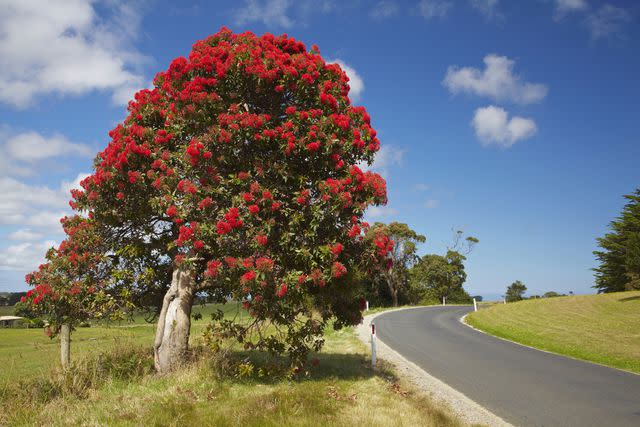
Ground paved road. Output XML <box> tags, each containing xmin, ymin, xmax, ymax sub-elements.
<box><xmin>375</xmin><ymin>306</ymin><xmax>640</xmax><ymax>427</ymax></box>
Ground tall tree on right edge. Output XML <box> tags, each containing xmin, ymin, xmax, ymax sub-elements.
<box><xmin>593</xmin><ymin>188</ymin><xmax>640</xmax><ymax>293</ymax></box>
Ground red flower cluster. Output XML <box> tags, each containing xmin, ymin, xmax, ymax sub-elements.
<box><xmin>240</xmin><ymin>270</ymin><xmax>256</xmax><ymax>284</ymax></box>
<box><xmin>205</xmin><ymin>260</ymin><xmax>222</xmax><ymax>278</ymax></box>
<box><xmin>216</xmin><ymin>208</ymin><xmax>243</xmax><ymax>234</ymax></box>
<box><xmin>255</xmin><ymin>257</ymin><xmax>274</xmax><ymax>272</ymax></box>
<box><xmin>374</xmin><ymin>234</ymin><xmax>395</xmax><ymax>258</ymax></box>
<box><xmin>331</xmin><ymin>262</ymin><xmax>347</xmax><ymax>278</ymax></box>
<box><xmin>176</xmin><ymin>223</ymin><xmax>197</xmax><ymax>246</ymax></box>
<box><xmin>330</xmin><ymin>243</ymin><xmax>343</xmax><ymax>257</ymax></box>
<box><xmin>276</xmin><ymin>283</ymin><xmax>288</xmax><ymax>298</ymax></box>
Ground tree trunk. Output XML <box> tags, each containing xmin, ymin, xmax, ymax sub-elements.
<box><xmin>60</xmin><ymin>323</ymin><xmax>71</xmax><ymax>370</ymax></box>
<box><xmin>154</xmin><ymin>264</ymin><xmax>195</xmax><ymax>374</ymax></box>
<box><xmin>391</xmin><ymin>288</ymin><xmax>398</xmax><ymax>307</ymax></box>
<box><xmin>385</xmin><ymin>269</ymin><xmax>399</xmax><ymax>307</ymax></box>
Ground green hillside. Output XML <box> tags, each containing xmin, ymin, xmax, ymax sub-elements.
<box><xmin>466</xmin><ymin>291</ymin><xmax>640</xmax><ymax>373</ymax></box>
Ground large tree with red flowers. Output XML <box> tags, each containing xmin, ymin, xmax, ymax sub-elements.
<box><xmin>60</xmin><ymin>28</ymin><xmax>390</xmax><ymax>373</ymax></box>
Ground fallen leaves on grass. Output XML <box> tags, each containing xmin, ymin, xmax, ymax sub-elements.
<box><xmin>389</xmin><ymin>382</ymin><xmax>410</xmax><ymax>397</ymax></box>
<box><xmin>327</xmin><ymin>386</ymin><xmax>357</xmax><ymax>403</ymax></box>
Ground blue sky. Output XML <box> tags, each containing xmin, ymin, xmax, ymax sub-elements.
<box><xmin>0</xmin><ymin>0</ymin><xmax>638</xmax><ymax>298</ymax></box>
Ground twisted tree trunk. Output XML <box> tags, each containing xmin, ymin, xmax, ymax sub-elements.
<box><xmin>154</xmin><ymin>265</ymin><xmax>195</xmax><ymax>373</ymax></box>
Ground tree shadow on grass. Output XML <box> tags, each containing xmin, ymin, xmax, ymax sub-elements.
<box><xmin>205</xmin><ymin>348</ymin><xmax>397</xmax><ymax>385</ymax></box>
<box><xmin>618</xmin><ymin>295</ymin><xmax>640</xmax><ymax>302</ymax></box>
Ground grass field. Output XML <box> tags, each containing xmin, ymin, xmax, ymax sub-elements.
<box><xmin>466</xmin><ymin>291</ymin><xmax>640</xmax><ymax>373</ymax></box>
<box><xmin>0</xmin><ymin>304</ymin><xmax>466</xmax><ymax>426</ymax></box>
<box><xmin>0</xmin><ymin>302</ymin><xmax>250</xmax><ymax>382</ymax></box>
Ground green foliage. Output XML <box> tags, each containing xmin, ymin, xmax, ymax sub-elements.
<box><xmin>594</xmin><ymin>188</ymin><xmax>640</xmax><ymax>293</ymax></box>
<box><xmin>364</xmin><ymin>222</ymin><xmax>426</xmax><ymax>306</ymax></box>
<box><xmin>505</xmin><ymin>280</ymin><xmax>527</xmax><ymax>302</ymax></box>
<box><xmin>0</xmin><ymin>292</ymin><xmax>26</xmax><ymax>306</ymax></box>
<box><xmin>410</xmin><ymin>250</ymin><xmax>472</xmax><ymax>304</ymax></box>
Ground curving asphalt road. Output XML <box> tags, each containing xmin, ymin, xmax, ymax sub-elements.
<box><xmin>375</xmin><ymin>306</ymin><xmax>640</xmax><ymax>427</ymax></box>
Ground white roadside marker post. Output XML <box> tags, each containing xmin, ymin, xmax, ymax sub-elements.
<box><xmin>503</xmin><ymin>298</ymin><xmax>506</xmax><ymax>304</ymax></box>
<box><xmin>365</xmin><ymin>300</ymin><xmax>369</xmax><ymax>312</ymax></box>
<box><xmin>442</xmin><ymin>296</ymin><xmax>446</xmax><ymax>306</ymax></box>
<box><xmin>473</xmin><ymin>297</ymin><xmax>477</xmax><ymax>312</ymax></box>
<box><xmin>371</xmin><ymin>322</ymin><xmax>377</xmax><ymax>368</ymax></box>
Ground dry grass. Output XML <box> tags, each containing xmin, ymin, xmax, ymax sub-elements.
<box><xmin>466</xmin><ymin>291</ymin><xmax>640</xmax><ymax>373</ymax></box>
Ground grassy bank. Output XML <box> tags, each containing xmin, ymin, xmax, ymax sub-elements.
<box><xmin>0</xmin><ymin>305</ymin><xmax>467</xmax><ymax>426</ymax></box>
<box><xmin>466</xmin><ymin>291</ymin><xmax>640</xmax><ymax>373</ymax></box>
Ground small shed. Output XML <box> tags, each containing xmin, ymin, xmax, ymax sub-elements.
<box><xmin>0</xmin><ymin>315</ymin><xmax>23</xmax><ymax>328</ymax></box>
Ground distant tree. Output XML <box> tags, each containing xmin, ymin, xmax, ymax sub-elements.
<box><xmin>505</xmin><ymin>280</ymin><xmax>527</xmax><ymax>302</ymax></box>
<box><xmin>7</xmin><ymin>292</ymin><xmax>26</xmax><ymax>306</ymax></box>
<box><xmin>593</xmin><ymin>188</ymin><xmax>640</xmax><ymax>293</ymax></box>
<box><xmin>448</xmin><ymin>229</ymin><xmax>479</xmax><ymax>255</ymax></box>
<box><xmin>0</xmin><ymin>296</ymin><xmax>8</xmax><ymax>306</ymax></box>
<box><xmin>366</xmin><ymin>222</ymin><xmax>425</xmax><ymax>307</ymax></box>
<box><xmin>410</xmin><ymin>250</ymin><xmax>471</xmax><ymax>304</ymax></box>
<box><xmin>543</xmin><ymin>291</ymin><xmax>563</xmax><ymax>298</ymax></box>
<box><xmin>472</xmin><ymin>295</ymin><xmax>483</xmax><ymax>302</ymax></box>
<box><xmin>409</xmin><ymin>232</ymin><xmax>478</xmax><ymax>304</ymax></box>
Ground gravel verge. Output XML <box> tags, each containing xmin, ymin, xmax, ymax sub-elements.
<box><xmin>356</xmin><ymin>307</ymin><xmax>512</xmax><ymax>427</ymax></box>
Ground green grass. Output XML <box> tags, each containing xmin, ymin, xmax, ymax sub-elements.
<box><xmin>466</xmin><ymin>291</ymin><xmax>640</xmax><ymax>373</ymax></box>
<box><xmin>0</xmin><ymin>302</ymin><xmax>248</xmax><ymax>382</ymax></box>
<box><xmin>0</xmin><ymin>304</ymin><xmax>467</xmax><ymax>427</ymax></box>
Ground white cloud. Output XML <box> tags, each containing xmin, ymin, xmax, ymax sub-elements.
<box><xmin>366</xmin><ymin>205</ymin><xmax>398</xmax><ymax>218</ymax></box>
<box><xmin>370</xmin><ymin>1</ymin><xmax>399</xmax><ymax>19</ymax></box>
<box><xmin>364</xmin><ymin>145</ymin><xmax>406</xmax><ymax>179</ymax></box>
<box><xmin>0</xmin><ymin>176</ymin><xmax>78</xmax><ymax>233</ymax></box>
<box><xmin>233</xmin><ymin>0</ymin><xmax>337</xmax><ymax>28</ymax></box>
<box><xmin>0</xmin><ymin>129</ymin><xmax>91</xmax><ymax>275</ymax></box>
<box><xmin>5</xmin><ymin>131</ymin><xmax>92</xmax><ymax>162</ymax></box>
<box><xmin>443</xmin><ymin>54</ymin><xmax>548</xmax><ymax>105</ymax></box>
<box><xmin>0</xmin><ymin>129</ymin><xmax>93</xmax><ymax>177</ymax></box>
<box><xmin>61</xmin><ymin>172</ymin><xmax>91</xmax><ymax>198</ymax></box>
<box><xmin>23</xmin><ymin>211</ymin><xmax>68</xmax><ymax>230</ymax></box>
<box><xmin>471</xmin><ymin>105</ymin><xmax>537</xmax><ymax>147</ymax></box>
<box><xmin>553</xmin><ymin>0</ymin><xmax>588</xmax><ymax>16</ymax></box>
<box><xmin>418</xmin><ymin>0</ymin><xmax>452</xmax><ymax>19</ymax></box>
<box><xmin>0</xmin><ymin>240</ymin><xmax>57</xmax><ymax>271</ymax></box>
<box><xmin>470</xmin><ymin>0</ymin><xmax>500</xmax><ymax>19</ymax></box>
<box><xmin>0</xmin><ymin>0</ymin><xmax>147</xmax><ymax>108</ymax></box>
<box><xmin>586</xmin><ymin>4</ymin><xmax>631</xmax><ymax>40</ymax></box>
<box><xmin>329</xmin><ymin>59</ymin><xmax>365</xmax><ymax>102</ymax></box>
<box><xmin>234</xmin><ymin>0</ymin><xmax>294</xmax><ymax>27</ymax></box>
<box><xmin>425</xmin><ymin>199</ymin><xmax>440</xmax><ymax>209</ymax></box>
<box><xmin>8</xmin><ymin>229</ymin><xmax>43</xmax><ymax>241</ymax></box>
